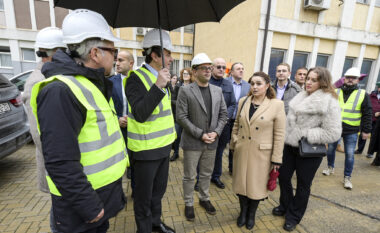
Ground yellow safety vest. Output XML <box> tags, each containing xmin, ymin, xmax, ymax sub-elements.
<box><xmin>30</xmin><ymin>75</ymin><xmax>129</xmax><ymax>196</ymax></box>
<box><xmin>337</xmin><ymin>88</ymin><xmax>365</xmax><ymax>126</ymax></box>
<box><xmin>125</xmin><ymin>67</ymin><xmax>176</xmax><ymax>152</ymax></box>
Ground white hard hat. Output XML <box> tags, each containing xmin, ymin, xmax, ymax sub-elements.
<box><xmin>191</xmin><ymin>53</ymin><xmax>212</xmax><ymax>67</ymax></box>
<box><xmin>142</xmin><ymin>29</ymin><xmax>173</xmax><ymax>52</ymax></box>
<box><xmin>344</xmin><ymin>67</ymin><xmax>360</xmax><ymax>77</ymax></box>
<box><xmin>35</xmin><ymin>27</ymin><xmax>66</xmax><ymax>49</ymax></box>
<box><xmin>62</xmin><ymin>9</ymin><xmax>119</xmax><ymax>44</ymax></box>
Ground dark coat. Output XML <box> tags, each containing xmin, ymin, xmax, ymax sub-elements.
<box><xmin>109</xmin><ymin>73</ymin><xmax>128</xmax><ymax>140</ymax></box>
<box><xmin>209</xmin><ymin>76</ymin><xmax>236</xmax><ymax>144</ymax></box>
<box><xmin>39</xmin><ymin>50</ymin><xmax>126</xmax><ymax>233</ymax></box>
<box><xmin>369</xmin><ymin>91</ymin><xmax>380</xmax><ymax>122</ymax></box>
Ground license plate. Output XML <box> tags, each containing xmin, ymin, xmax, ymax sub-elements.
<box><xmin>0</xmin><ymin>103</ymin><xmax>11</xmax><ymax>114</ymax></box>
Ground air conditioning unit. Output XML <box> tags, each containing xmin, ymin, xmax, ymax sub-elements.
<box><xmin>136</xmin><ymin>27</ymin><xmax>146</xmax><ymax>36</ymax></box>
<box><xmin>304</xmin><ymin>0</ymin><xmax>330</xmax><ymax>11</ymax></box>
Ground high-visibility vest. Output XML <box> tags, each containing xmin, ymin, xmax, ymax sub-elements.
<box><xmin>125</xmin><ymin>67</ymin><xmax>176</xmax><ymax>152</ymax></box>
<box><xmin>337</xmin><ymin>88</ymin><xmax>365</xmax><ymax>126</ymax></box>
<box><xmin>30</xmin><ymin>75</ymin><xmax>129</xmax><ymax>196</ymax></box>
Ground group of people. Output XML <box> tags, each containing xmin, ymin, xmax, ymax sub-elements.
<box><xmin>22</xmin><ymin>7</ymin><xmax>379</xmax><ymax>233</ymax></box>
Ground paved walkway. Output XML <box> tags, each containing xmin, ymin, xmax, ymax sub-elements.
<box><xmin>0</xmin><ymin>144</ymin><xmax>379</xmax><ymax>233</ymax></box>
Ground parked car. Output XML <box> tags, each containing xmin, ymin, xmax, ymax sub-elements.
<box><xmin>9</xmin><ymin>70</ymin><xmax>33</xmax><ymax>94</ymax></box>
<box><xmin>0</xmin><ymin>74</ymin><xmax>32</xmax><ymax>159</ymax></box>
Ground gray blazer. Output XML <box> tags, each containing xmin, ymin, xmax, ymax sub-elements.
<box><xmin>176</xmin><ymin>82</ymin><xmax>228</xmax><ymax>151</ymax></box>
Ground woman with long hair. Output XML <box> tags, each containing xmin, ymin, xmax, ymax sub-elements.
<box><xmin>272</xmin><ymin>67</ymin><xmax>342</xmax><ymax>231</ymax></box>
<box><xmin>230</xmin><ymin>71</ymin><xmax>286</xmax><ymax>230</ymax></box>
<box><xmin>170</xmin><ymin>67</ymin><xmax>193</xmax><ymax>161</ymax></box>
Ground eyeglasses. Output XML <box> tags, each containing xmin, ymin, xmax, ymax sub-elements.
<box><xmin>215</xmin><ymin>65</ymin><xmax>226</xmax><ymax>70</ymax></box>
<box><xmin>36</xmin><ymin>51</ymin><xmax>48</xmax><ymax>58</ymax></box>
<box><xmin>345</xmin><ymin>76</ymin><xmax>359</xmax><ymax>80</ymax></box>
<box><xmin>197</xmin><ymin>66</ymin><xmax>212</xmax><ymax>71</ymax></box>
<box><xmin>277</xmin><ymin>69</ymin><xmax>288</xmax><ymax>73</ymax></box>
<box><xmin>183</xmin><ymin>72</ymin><xmax>190</xmax><ymax>75</ymax></box>
<box><xmin>97</xmin><ymin>47</ymin><xmax>118</xmax><ymax>60</ymax></box>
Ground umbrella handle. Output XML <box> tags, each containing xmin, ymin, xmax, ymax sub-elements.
<box><xmin>157</xmin><ymin>0</ymin><xmax>170</xmax><ymax>90</ymax></box>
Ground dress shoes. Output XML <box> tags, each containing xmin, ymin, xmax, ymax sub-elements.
<box><xmin>152</xmin><ymin>222</ymin><xmax>175</xmax><ymax>233</ymax></box>
<box><xmin>200</xmin><ymin>200</ymin><xmax>216</xmax><ymax>215</ymax></box>
<box><xmin>283</xmin><ymin>222</ymin><xmax>297</xmax><ymax>232</ymax></box>
<box><xmin>272</xmin><ymin>206</ymin><xmax>285</xmax><ymax>216</ymax></box>
<box><xmin>185</xmin><ymin>206</ymin><xmax>195</xmax><ymax>221</ymax></box>
<box><xmin>211</xmin><ymin>178</ymin><xmax>225</xmax><ymax>189</ymax></box>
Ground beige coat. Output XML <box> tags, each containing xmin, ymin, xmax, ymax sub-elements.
<box><xmin>230</xmin><ymin>96</ymin><xmax>286</xmax><ymax>200</ymax></box>
<box><xmin>22</xmin><ymin>62</ymin><xmax>49</xmax><ymax>193</ymax></box>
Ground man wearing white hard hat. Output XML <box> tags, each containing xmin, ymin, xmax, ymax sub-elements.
<box><xmin>22</xmin><ymin>26</ymin><xmax>66</xmax><ymax>233</ymax></box>
<box><xmin>124</xmin><ymin>29</ymin><xmax>176</xmax><ymax>233</ymax></box>
<box><xmin>323</xmin><ymin>67</ymin><xmax>372</xmax><ymax>190</ymax></box>
<box><xmin>30</xmin><ymin>9</ymin><xmax>129</xmax><ymax>233</ymax></box>
<box><xmin>176</xmin><ymin>53</ymin><xmax>227</xmax><ymax>221</ymax></box>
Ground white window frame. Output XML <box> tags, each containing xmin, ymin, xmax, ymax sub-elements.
<box><xmin>0</xmin><ymin>52</ymin><xmax>12</xmax><ymax>68</ymax></box>
<box><xmin>21</xmin><ymin>48</ymin><xmax>36</xmax><ymax>62</ymax></box>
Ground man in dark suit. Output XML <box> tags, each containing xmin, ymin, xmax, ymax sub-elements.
<box><xmin>208</xmin><ymin>57</ymin><xmax>236</xmax><ymax>189</ymax></box>
<box><xmin>109</xmin><ymin>50</ymin><xmax>134</xmax><ymax>184</ymax></box>
<box><xmin>177</xmin><ymin>53</ymin><xmax>227</xmax><ymax>221</ymax></box>
<box><xmin>226</xmin><ymin>62</ymin><xmax>251</xmax><ymax>175</ymax></box>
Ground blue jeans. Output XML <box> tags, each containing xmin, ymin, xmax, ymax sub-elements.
<box><xmin>327</xmin><ymin>133</ymin><xmax>358</xmax><ymax>177</ymax></box>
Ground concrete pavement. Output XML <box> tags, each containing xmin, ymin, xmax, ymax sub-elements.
<box><xmin>0</xmin><ymin>144</ymin><xmax>379</xmax><ymax>232</ymax></box>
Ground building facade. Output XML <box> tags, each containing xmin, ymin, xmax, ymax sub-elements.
<box><xmin>194</xmin><ymin>0</ymin><xmax>380</xmax><ymax>93</ymax></box>
<box><xmin>0</xmin><ymin>0</ymin><xmax>193</xmax><ymax>78</ymax></box>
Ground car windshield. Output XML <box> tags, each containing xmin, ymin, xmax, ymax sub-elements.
<box><xmin>0</xmin><ymin>74</ymin><xmax>13</xmax><ymax>88</ymax></box>
<box><xmin>10</xmin><ymin>72</ymin><xmax>32</xmax><ymax>92</ymax></box>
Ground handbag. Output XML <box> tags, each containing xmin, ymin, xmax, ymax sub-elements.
<box><xmin>298</xmin><ymin>137</ymin><xmax>327</xmax><ymax>157</ymax></box>
<box><xmin>267</xmin><ymin>168</ymin><xmax>279</xmax><ymax>191</ymax></box>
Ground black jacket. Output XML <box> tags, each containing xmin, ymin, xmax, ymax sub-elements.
<box><xmin>125</xmin><ymin>65</ymin><xmax>171</xmax><ymax>160</ymax></box>
<box><xmin>39</xmin><ymin>50</ymin><xmax>125</xmax><ymax>232</ymax></box>
<box><xmin>340</xmin><ymin>85</ymin><xmax>372</xmax><ymax>135</ymax></box>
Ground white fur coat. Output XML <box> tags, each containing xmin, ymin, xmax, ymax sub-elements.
<box><xmin>285</xmin><ymin>89</ymin><xmax>342</xmax><ymax>147</ymax></box>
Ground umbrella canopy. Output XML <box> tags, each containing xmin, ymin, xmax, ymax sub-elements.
<box><xmin>54</xmin><ymin>0</ymin><xmax>246</xmax><ymax>30</ymax></box>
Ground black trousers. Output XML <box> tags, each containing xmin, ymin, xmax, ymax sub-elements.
<box><xmin>80</xmin><ymin>220</ymin><xmax>109</xmax><ymax>233</ymax></box>
<box><xmin>133</xmin><ymin>156</ymin><xmax>169</xmax><ymax>233</ymax></box>
<box><xmin>278</xmin><ymin>145</ymin><xmax>322</xmax><ymax>225</ymax></box>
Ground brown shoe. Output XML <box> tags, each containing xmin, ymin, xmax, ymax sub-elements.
<box><xmin>336</xmin><ymin>144</ymin><xmax>344</xmax><ymax>153</ymax></box>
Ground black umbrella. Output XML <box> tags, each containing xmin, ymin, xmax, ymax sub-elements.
<box><xmin>55</xmin><ymin>0</ymin><xmax>246</xmax><ymax>67</ymax></box>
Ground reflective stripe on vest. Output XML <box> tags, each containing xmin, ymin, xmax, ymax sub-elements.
<box><xmin>337</xmin><ymin>89</ymin><xmax>365</xmax><ymax>126</ymax></box>
<box><xmin>126</xmin><ymin>68</ymin><xmax>176</xmax><ymax>152</ymax></box>
<box><xmin>31</xmin><ymin>75</ymin><xmax>129</xmax><ymax>196</ymax></box>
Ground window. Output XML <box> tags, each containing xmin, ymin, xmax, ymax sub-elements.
<box><xmin>376</xmin><ymin>0</ymin><xmax>380</xmax><ymax>7</ymax></box>
<box><xmin>342</xmin><ymin>57</ymin><xmax>355</xmax><ymax>77</ymax></box>
<box><xmin>22</xmin><ymin>48</ymin><xmax>36</xmax><ymax>61</ymax></box>
<box><xmin>183</xmin><ymin>60</ymin><xmax>192</xmax><ymax>69</ymax></box>
<box><xmin>184</xmin><ymin>24</ymin><xmax>194</xmax><ymax>33</ymax></box>
<box><xmin>268</xmin><ymin>49</ymin><xmax>286</xmax><ymax>82</ymax></box>
<box><xmin>136</xmin><ymin>56</ymin><xmax>144</xmax><ymax>67</ymax></box>
<box><xmin>291</xmin><ymin>52</ymin><xmax>309</xmax><ymax>81</ymax></box>
<box><xmin>356</xmin><ymin>0</ymin><xmax>369</xmax><ymax>4</ymax></box>
<box><xmin>316</xmin><ymin>54</ymin><xmax>329</xmax><ymax>68</ymax></box>
<box><xmin>0</xmin><ymin>48</ymin><xmax>11</xmax><ymax>68</ymax></box>
<box><xmin>0</xmin><ymin>0</ymin><xmax>4</xmax><ymax>11</ymax></box>
<box><xmin>170</xmin><ymin>59</ymin><xmax>180</xmax><ymax>76</ymax></box>
<box><xmin>360</xmin><ymin>59</ymin><xmax>373</xmax><ymax>89</ymax></box>
<box><xmin>376</xmin><ymin>68</ymin><xmax>380</xmax><ymax>85</ymax></box>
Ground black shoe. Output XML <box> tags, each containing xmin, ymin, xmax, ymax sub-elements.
<box><xmin>272</xmin><ymin>206</ymin><xmax>285</xmax><ymax>216</ymax></box>
<box><xmin>354</xmin><ymin>150</ymin><xmax>362</xmax><ymax>155</ymax></box>
<box><xmin>237</xmin><ymin>195</ymin><xmax>248</xmax><ymax>227</ymax></box>
<box><xmin>126</xmin><ymin>167</ymin><xmax>131</xmax><ymax>179</ymax></box>
<box><xmin>194</xmin><ymin>182</ymin><xmax>199</xmax><ymax>192</ymax></box>
<box><xmin>185</xmin><ymin>206</ymin><xmax>195</xmax><ymax>221</ymax></box>
<box><xmin>200</xmin><ymin>200</ymin><xmax>216</xmax><ymax>215</ymax></box>
<box><xmin>211</xmin><ymin>178</ymin><xmax>225</xmax><ymax>189</ymax></box>
<box><xmin>170</xmin><ymin>154</ymin><xmax>178</xmax><ymax>162</ymax></box>
<box><xmin>283</xmin><ymin>222</ymin><xmax>297</xmax><ymax>232</ymax></box>
<box><xmin>152</xmin><ymin>222</ymin><xmax>175</xmax><ymax>233</ymax></box>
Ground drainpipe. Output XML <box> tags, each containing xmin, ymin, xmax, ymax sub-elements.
<box><xmin>192</xmin><ymin>24</ymin><xmax>195</xmax><ymax>57</ymax></box>
<box><xmin>260</xmin><ymin>0</ymin><xmax>272</xmax><ymax>71</ymax></box>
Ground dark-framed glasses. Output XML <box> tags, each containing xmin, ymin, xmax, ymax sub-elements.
<box><xmin>36</xmin><ymin>51</ymin><xmax>49</xmax><ymax>58</ymax></box>
<box><xmin>216</xmin><ymin>65</ymin><xmax>226</xmax><ymax>70</ymax></box>
<box><xmin>97</xmin><ymin>47</ymin><xmax>118</xmax><ymax>60</ymax></box>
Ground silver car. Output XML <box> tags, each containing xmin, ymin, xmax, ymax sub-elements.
<box><xmin>0</xmin><ymin>74</ymin><xmax>32</xmax><ymax>159</ymax></box>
